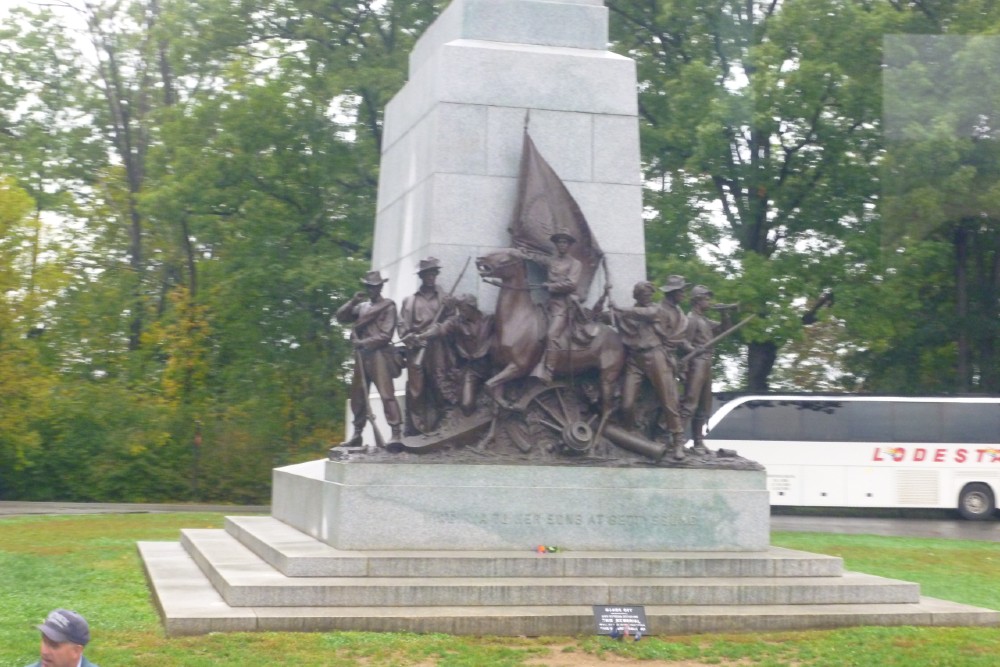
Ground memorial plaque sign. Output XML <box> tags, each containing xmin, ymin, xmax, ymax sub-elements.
<box><xmin>592</xmin><ymin>605</ymin><xmax>648</xmax><ymax>636</ymax></box>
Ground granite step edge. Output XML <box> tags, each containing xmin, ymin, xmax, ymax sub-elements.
<box><xmin>224</xmin><ymin>515</ymin><xmax>844</xmax><ymax>578</ymax></box>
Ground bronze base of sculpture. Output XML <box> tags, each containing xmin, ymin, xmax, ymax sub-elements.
<box><xmin>330</xmin><ymin>375</ymin><xmax>760</xmax><ymax>471</ymax></box>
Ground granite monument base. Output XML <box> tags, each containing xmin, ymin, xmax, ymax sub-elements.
<box><xmin>272</xmin><ymin>459</ymin><xmax>769</xmax><ymax>552</ymax></box>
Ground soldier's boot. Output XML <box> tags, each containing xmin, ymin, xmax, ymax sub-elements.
<box><xmin>532</xmin><ymin>351</ymin><xmax>553</xmax><ymax>384</ymax></box>
<box><xmin>379</xmin><ymin>423</ymin><xmax>407</xmax><ymax>454</ymax></box>
<box><xmin>671</xmin><ymin>432</ymin><xmax>686</xmax><ymax>461</ymax></box>
<box><xmin>341</xmin><ymin>424</ymin><xmax>364</xmax><ymax>448</ymax></box>
<box><xmin>690</xmin><ymin>419</ymin><xmax>710</xmax><ymax>454</ymax></box>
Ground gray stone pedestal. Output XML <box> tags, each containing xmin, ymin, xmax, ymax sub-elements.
<box><xmin>138</xmin><ymin>511</ymin><xmax>1000</xmax><ymax>636</ymax></box>
<box><xmin>272</xmin><ymin>460</ymin><xmax>769</xmax><ymax>551</ymax></box>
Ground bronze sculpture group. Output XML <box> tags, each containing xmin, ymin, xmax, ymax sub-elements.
<box><xmin>335</xmin><ymin>234</ymin><xmax>743</xmax><ymax>466</ymax></box>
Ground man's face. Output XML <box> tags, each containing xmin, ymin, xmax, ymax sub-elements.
<box><xmin>420</xmin><ymin>269</ymin><xmax>439</xmax><ymax>288</ymax></box>
<box><xmin>39</xmin><ymin>634</ymin><xmax>83</xmax><ymax>667</ymax></box>
<box><xmin>664</xmin><ymin>289</ymin><xmax>684</xmax><ymax>305</ymax></box>
<box><xmin>634</xmin><ymin>285</ymin><xmax>654</xmax><ymax>306</ymax></box>
<box><xmin>553</xmin><ymin>238</ymin><xmax>571</xmax><ymax>255</ymax></box>
<box><xmin>365</xmin><ymin>283</ymin><xmax>382</xmax><ymax>300</ymax></box>
<box><xmin>694</xmin><ymin>295</ymin><xmax>712</xmax><ymax>312</ymax></box>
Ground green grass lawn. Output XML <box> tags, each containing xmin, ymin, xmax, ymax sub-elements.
<box><xmin>2</xmin><ymin>512</ymin><xmax>998</xmax><ymax>666</ymax></box>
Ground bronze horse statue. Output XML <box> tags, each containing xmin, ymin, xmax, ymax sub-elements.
<box><xmin>476</xmin><ymin>248</ymin><xmax>625</xmax><ymax>421</ymax></box>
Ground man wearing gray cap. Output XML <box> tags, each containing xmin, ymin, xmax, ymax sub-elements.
<box><xmin>27</xmin><ymin>608</ymin><xmax>99</xmax><ymax>667</ymax></box>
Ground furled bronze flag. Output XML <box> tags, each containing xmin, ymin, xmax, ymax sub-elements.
<box><xmin>508</xmin><ymin>130</ymin><xmax>604</xmax><ymax>299</ymax></box>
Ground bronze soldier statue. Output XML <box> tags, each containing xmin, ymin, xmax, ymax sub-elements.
<box><xmin>417</xmin><ymin>293</ymin><xmax>495</xmax><ymax>416</ymax></box>
<box><xmin>655</xmin><ymin>275</ymin><xmax>695</xmax><ymax>460</ymax></box>
<box><xmin>515</xmin><ymin>230</ymin><xmax>584</xmax><ymax>383</ymax></box>
<box><xmin>681</xmin><ymin>285</ymin><xmax>734</xmax><ymax>453</ymax></box>
<box><xmin>336</xmin><ymin>270</ymin><xmax>403</xmax><ymax>446</ymax></box>
<box><xmin>615</xmin><ymin>281</ymin><xmax>683</xmax><ymax>440</ymax></box>
<box><xmin>399</xmin><ymin>258</ymin><xmax>456</xmax><ymax>434</ymax></box>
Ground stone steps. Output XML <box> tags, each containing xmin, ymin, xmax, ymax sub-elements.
<box><xmin>138</xmin><ymin>515</ymin><xmax>1000</xmax><ymax>636</ymax></box>
<box><xmin>181</xmin><ymin>528</ymin><xmax>920</xmax><ymax>608</ymax></box>
<box><xmin>224</xmin><ymin>515</ymin><xmax>844</xmax><ymax>579</ymax></box>
<box><xmin>139</xmin><ymin>540</ymin><xmax>999</xmax><ymax>637</ymax></box>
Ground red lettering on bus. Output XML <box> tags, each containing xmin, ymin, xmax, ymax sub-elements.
<box><xmin>977</xmin><ymin>449</ymin><xmax>987</xmax><ymax>463</ymax></box>
<box><xmin>956</xmin><ymin>449</ymin><xmax>967</xmax><ymax>463</ymax></box>
<box><xmin>873</xmin><ymin>448</ymin><xmax>884</xmax><ymax>461</ymax></box>
<box><xmin>934</xmin><ymin>448</ymin><xmax>946</xmax><ymax>462</ymax></box>
<box><xmin>914</xmin><ymin>448</ymin><xmax>927</xmax><ymax>462</ymax></box>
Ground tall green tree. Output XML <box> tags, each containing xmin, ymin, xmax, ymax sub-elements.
<box><xmin>865</xmin><ymin>34</ymin><xmax>1000</xmax><ymax>393</ymax></box>
<box><xmin>0</xmin><ymin>179</ymin><xmax>53</xmax><ymax>496</ymax></box>
<box><xmin>608</xmin><ymin>0</ymin><xmax>926</xmax><ymax>391</ymax></box>
<box><xmin>134</xmin><ymin>0</ymin><xmax>446</xmax><ymax>491</ymax></box>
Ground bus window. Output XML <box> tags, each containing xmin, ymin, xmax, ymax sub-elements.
<box><xmin>941</xmin><ymin>403</ymin><xmax>1000</xmax><ymax>443</ymax></box>
<box><xmin>707</xmin><ymin>400</ymin><xmax>764</xmax><ymax>440</ymax></box>
<box><xmin>755</xmin><ymin>401</ymin><xmax>803</xmax><ymax>440</ymax></box>
<box><xmin>892</xmin><ymin>403</ymin><xmax>943</xmax><ymax>443</ymax></box>
<box><xmin>845</xmin><ymin>402</ymin><xmax>893</xmax><ymax>442</ymax></box>
<box><xmin>797</xmin><ymin>400</ymin><xmax>849</xmax><ymax>441</ymax></box>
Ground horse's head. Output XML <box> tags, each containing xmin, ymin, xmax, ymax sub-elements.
<box><xmin>476</xmin><ymin>248</ymin><xmax>524</xmax><ymax>283</ymax></box>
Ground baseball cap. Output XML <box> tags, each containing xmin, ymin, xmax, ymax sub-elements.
<box><xmin>37</xmin><ymin>609</ymin><xmax>90</xmax><ymax>646</ymax></box>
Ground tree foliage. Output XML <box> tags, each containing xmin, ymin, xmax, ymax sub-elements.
<box><xmin>0</xmin><ymin>0</ymin><xmax>443</xmax><ymax>501</ymax></box>
<box><xmin>608</xmin><ymin>0</ymin><xmax>911</xmax><ymax>390</ymax></box>
<box><xmin>606</xmin><ymin>0</ymin><xmax>1000</xmax><ymax>392</ymax></box>
<box><xmin>0</xmin><ymin>179</ymin><xmax>53</xmax><ymax>495</ymax></box>
<box><xmin>870</xmin><ymin>34</ymin><xmax>1000</xmax><ymax>393</ymax></box>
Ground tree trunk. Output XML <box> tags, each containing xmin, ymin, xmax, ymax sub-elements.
<box><xmin>128</xmin><ymin>198</ymin><xmax>144</xmax><ymax>351</ymax></box>
<box><xmin>979</xmin><ymin>231</ymin><xmax>1000</xmax><ymax>392</ymax></box>
<box><xmin>954</xmin><ymin>223</ymin><xmax>970</xmax><ymax>392</ymax></box>
<box><xmin>746</xmin><ymin>340</ymin><xmax>777</xmax><ymax>393</ymax></box>
<box><xmin>180</xmin><ymin>216</ymin><xmax>197</xmax><ymax>298</ymax></box>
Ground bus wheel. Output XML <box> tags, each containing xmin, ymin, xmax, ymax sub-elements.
<box><xmin>958</xmin><ymin>483</ymin><xmax>996</xmax><ymax>521</ymax></box>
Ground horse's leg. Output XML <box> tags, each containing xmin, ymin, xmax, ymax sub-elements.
<box><xmin>485</xmin><ymin>362</ymin><xmax>527</xmax><ymax>409</ymax></box>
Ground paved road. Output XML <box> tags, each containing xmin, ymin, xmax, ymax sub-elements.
<box><xmin>770</xmin><ymin>514</ymin><xmax>1000</xmax><ymax>542</ymax></box>
<box><xmin>0</xmin><ymin>501</ymin><xmax>270</xmax><ymax>516</ymax></box>
<box><xmin>2</xmin><ymin>501</ymin><xmax>998</xmax><ymax>541</ymax></box>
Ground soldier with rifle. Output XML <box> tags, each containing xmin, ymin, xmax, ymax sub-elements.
<box><xmin>335</xmin><ymin>270</ymin><xmax>403</xmax><ymax>447</ymax></box>
<box><xmin>680</xmin><ymin>285</ymin><xmax>740</xmax><ymax>454</ymax></box>
<box><xmin>648</xmin><ymin>275</ymin><xmax>697</xmax><ymax>460</ymax></box>
<box><xmin>399</xmin><ymin>257</ymin><xmax>457</xmax><ymax>435</ymax></box>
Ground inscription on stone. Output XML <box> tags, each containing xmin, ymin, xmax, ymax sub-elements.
<box><xmin>430</xmin><ymin>510</ymin><xmax>698</xmax><ymax>528</ymax></box>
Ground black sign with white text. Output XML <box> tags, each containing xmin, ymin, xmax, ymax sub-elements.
<box><xmin>592</xmin><ymin>605</ymin><xmax>648</xmax><ymax>635</ymax></box>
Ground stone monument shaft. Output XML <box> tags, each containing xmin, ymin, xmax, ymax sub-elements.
<box><xmin>373</xmin><ymin>0</ymin><xmax>646</xmax><ymax>310</ymax></box>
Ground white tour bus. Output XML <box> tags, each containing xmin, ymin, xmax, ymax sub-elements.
<box><xmin>703</xmin><ymin>395</ymin><xmax>1000</xmax><ymax>520</ymax></box>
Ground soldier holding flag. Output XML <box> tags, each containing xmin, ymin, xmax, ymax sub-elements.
<box><xmin>508</xmin><ymin>130</ymin><xmax>606</xmax><ymax>383</ymax></box>
<box><xmin>515</xmin><ymin>230</ymin><xmax>584</xmax><ymax>383</ymax></box>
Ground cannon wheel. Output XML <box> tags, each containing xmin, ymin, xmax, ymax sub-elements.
<box><xmin>494</xmin><ymin>384</ymin><xmax>597</xmax><ymax>456</ymax></box>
